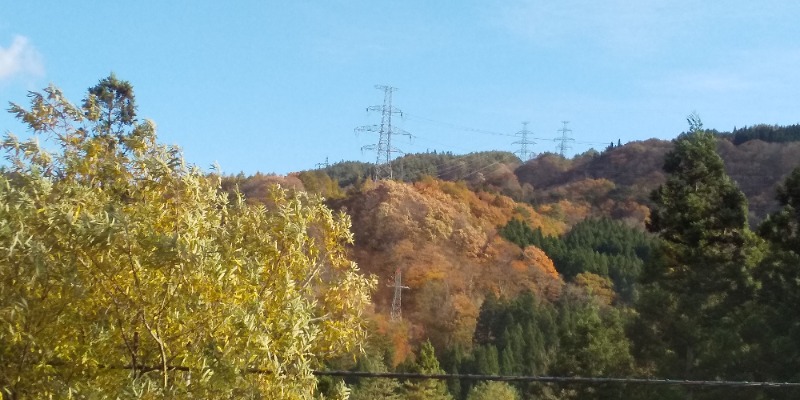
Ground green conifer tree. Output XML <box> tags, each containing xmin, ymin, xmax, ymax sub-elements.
<box><xmin>753</xmin><ymin>167</ymin><xmax>800</xmax><ymax>393</ymax></box>
<box><xmin>466</xmin><ymin>381</ymin><xmax>520</xmax><ymax>400</ymax></box>
<box><xmin>404</xmin><ymin>341</ymin><xmax>453</xmax><ymax>400</ymax></box>
<box><xmin>636</xmin><ymin>114</ymin><xmax>763</xmax><ymax>399</ymax></box>
<box><xmin>349</xmin><ymin>355</ymin><xmax>402</xmax><ymax>400</ymax></box>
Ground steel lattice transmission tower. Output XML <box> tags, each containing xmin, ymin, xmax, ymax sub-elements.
<box><xmin>355</xmin><ymin>85</ymin><xmax>412</xmax><ymax>180</ymax></box>
<box><xmin>388</xmin><ymin>267</ymin><xmax>409</xmax><ymax>321</ymax></box>
<box><xmin>513</xmin><ymin>121</ymin><xmax>536</xmax><ymax>161</ymax></box>
<box><xmin>555</xmin><ymin>121</ymin><xmax>574</xmax><ymax>157</ymax></box>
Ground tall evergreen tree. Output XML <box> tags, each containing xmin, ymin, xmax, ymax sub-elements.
<box><xmin>635</xmin><ymin>115</ymin><xmax>763</xmax><ymax>398</ymax></box>
<box><xmin>349</xmin><ymin>355</ymin><xmax>403</xmax><ymax>400</ymax></box>
<box><xmin>466</xmin><ymin>381</ymin><xmax>520</xmax><ymax>400</ymax></box>
<box><xmin>753</xmin><ymin>167</ymin><xmax>800</xmax><ymax>394</ymax></box>
<box><xmin>404</xmin><ymin>341</ymin><xmax>453</xmax><ymax>400</ymax></box>
<box><xmin>83</xmin><ymin>73</ymin><xmax>137</xmax><ymax>138</ymax></box>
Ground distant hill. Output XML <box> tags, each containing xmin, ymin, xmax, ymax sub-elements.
<box><xmin>515</xmin><ymin>136</ymin><xmax>800</xmax><ymax>225</ymax></box>
<box><xmin>716</xmin><ymin>139</ymin><xmax>800</xmax><ymax>222</ymax></box>
<box><xmin>515</xmin><ymin>140</ymin><xmax>671</xmax><ymax>226</ymax></box>
<box><xmin>233</xmin><ymin>126</ymin><xmax>800</xmax><ymax>229</ymax></box>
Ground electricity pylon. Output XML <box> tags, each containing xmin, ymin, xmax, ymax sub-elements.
<box><xmin>513</xmin><ymin>121</ymin><xmax>536</xmax><ymax>161</ymax></box>
<box><xmin>555</xmin><ymin>121</ymin><xmax>574</xmax><ymax>157</ymax></box>
<box><xmin>389</xmin><ymin>267</ymin><xmax>409</xmax><ymax>321</ymax></box>
<box><xmin>355</xmin><ymin>85</ymin><xmax>412</xmax><ymax>180</ymax></box>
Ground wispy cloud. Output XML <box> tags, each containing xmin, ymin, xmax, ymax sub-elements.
<box><xmin>654</xmin><ymin>70</ymin><xmax>756</xmax><ymax>95</ymax></box>
<box><xmin>645</xmin><ymin>46</ymin><xmax>800</xmax><ymax>97</ymax></box>
<box><xmin>0</xmin><ymin>35</ymin><xmax>45</xmax><ymax>82</ymax></box>
<box><xmin>488</xmin><ymin>1</ymin><xmax>796</xmax><ymax>57</ymax></box>
<box><xmin>492</xmin><ymin>1</ymin><xmax>681</xmax><ymax>52</ymax></box>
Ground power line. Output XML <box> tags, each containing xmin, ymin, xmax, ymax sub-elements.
<box><xmin>405</xmin><ymin>113</ymin><xmax>609</xmax><ymax>146</ymax></box>
<box><xmin>38</xmin><ymin>363</ymin><xmax>800</xmax><ymax>389</ymax></box>
<box><xmin>429</xmin><ymin>159</ymin><xmax>503</xmax><ymax>180</ymax></box>
<box><xmin>355</xmin><ymin>85</ymin><xmax>413</xmax><ymax>180</ymax></box>
<box><xmin>392</xmin><ymin>151</ymin><xmax>505</xmax><ymax>182</ymax></box>
<box><xmin>574</xmin><ymin>140</ymin><xmax>611</xmax><ymax>145</ymax></box>
<box><xmin>402</xmin><ymin>134</ymin><xmax>473</xmax><ymax>154</ymax></box>
<box><xmin>312</xmin><ymin>371</ymin><xmax>800</xmax><ymax>388</ymax></box>
<box><xmin>403</xmin><ymin>113</ymin><xmax>514</xmax><ymax>137</ymax></box>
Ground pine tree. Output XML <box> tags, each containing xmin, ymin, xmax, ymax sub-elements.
<box><xmin>349</xmin><ymin>355</ymin><xmax>403</xmax><ymax>400</ymax></box>
<box><xmin>404</xmin><ymin>341</ymin><xmax>453</xmax><ymax>400</ymax></box>
<box><xmin>474</xmin><ymin>293</ymin><xmax>501</xmax><ymax>345</ymax></box>
<box><xmin>759</xmin><ymin>167</ymin><xmax>800</xmax><ymax>279</ymax></box>
<box><xmin>472</xmin><ymin>345</ymin><xmax>500</xmax><ymax>376</ymax></box>
<box><xmin>636</xmin><ymin>115</ymin><xmax>763</xmax><ymax>398</ymax></box>
<box><xmin>466</xmin><ymin>381</ymin><xmax>520</xmax><ymax>400</ymax></box>
<box><xmin>753</xmin><ymin>167</ymin><xmax>800</xmax><ymax>392</ymax></box>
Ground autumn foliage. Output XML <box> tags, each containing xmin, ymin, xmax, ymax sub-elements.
<box><xmin>330</xmin><ymin>177</ymin><xmax>564</xmax><ymax>355</ymax></box>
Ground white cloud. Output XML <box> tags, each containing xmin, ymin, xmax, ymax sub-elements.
<box><xmin>488</xmin><ymin>0</ymin><xmax>798</xmax><ymax>56</ymax></box>
<box><xmin>659</xmin><ymin>70</ymin><xmax>755</xmax><ymax>95</ymax></box>
<box><xmin>491</xmin><ymin>1</ymin><xmax>676</xmax><ymax>50</ymax></box>
<box><xmin>644</xmin><ymin>46</ymin><xmax>800</xmax><ymax>98</ymax></box>
<box><xmin>0</xmin><ymin>35</ymin><xmax>45</xmax><ymax>82</ymax></box>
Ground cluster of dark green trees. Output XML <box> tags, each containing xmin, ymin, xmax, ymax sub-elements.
<box><xmin>441</xmin><ymin>290</ymin><xmax>633</xmax><ymax>399</ymax></box>
<box><xmin>718</xmin><ymin>123</ymin><xmax>800</xmax><ymax>145</ymax></box>
<box><xmin>342</xmin><ymin>116</ymin><xmax>800</xmax><ymax>400</ymax></box>
<box><xmin>500</xmin><ymin>217</ymin><xmax>654</xmax><ymax>303</ymax></box>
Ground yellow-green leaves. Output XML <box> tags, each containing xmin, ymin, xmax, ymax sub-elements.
<box><xmin>1</xmin><ymin>78</ymin><xmax>374</xmax><ymax>399</ymax></box>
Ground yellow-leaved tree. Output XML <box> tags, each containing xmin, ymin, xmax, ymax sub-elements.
<box><xmin>0</xmin><ymin>76</ymin><xmax>374</xmax><ymax>399</ymax></box>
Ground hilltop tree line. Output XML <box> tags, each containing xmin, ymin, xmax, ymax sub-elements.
<box><xmin>717</xmin><ymin>123</ymin><xmax>800</xmax><ymax>145</ymax></box>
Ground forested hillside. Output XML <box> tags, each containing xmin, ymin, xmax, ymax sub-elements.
<box><xmin>305</xmin><ymin>121</ymin><xmax>800</xmax><ymax>399</ymax></box>
<box><xmin>514</xmin><ymin>137</ymin><xmax>800</xmax><ymax>226</ymax></box>
<box><xmin>211</xmin><ymin>122</ymin><xmax>800</xmax><ymax>399</ymax></box>
<box><xmin>5</xmin><ymin>76</ymin><xmax>800</xmax><ymax>399</ymax></box>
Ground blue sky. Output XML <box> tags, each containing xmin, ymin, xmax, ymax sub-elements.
<box><xmin>2</xmin><ymin>1</ymin><xmax>799</xmax><ymax>175</ymax></box>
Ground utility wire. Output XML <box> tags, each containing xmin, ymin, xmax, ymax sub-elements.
<box><xmin>404</xmin><ymin>112</ymin><xmax>610</xmax><ymax>145</ymax></box>
<box><xmin>397</xmin><ymin>159</ymin><xmax>499</xmax><ymax>181</ymax></box>
<box><xmin>404</xmin><ymin>113</ymin><xmax>515</xmax><ymax>137</ymax></box>
<box><xmin>394</xmin><ymin>151</ymin><xmax>506</xmax><ymax>181</ymax></box>
<box><xmin>313</xmin><ymin>371</ymin><xmax>800</xmax><ymax>388</ymax></box>
<box><xmin>403</xmin><ymin>134</ymin><xmax>473</xmax><ymax>154</ymax></box>
<box><xmin>39</xmin><ymin>362</ymin><xmax>800</xmax><ymax>389</ymax></box>
<box><xmin>462</xmin><ymin>161</ymin><xmax>503</xmax><ymax>178</ymax></box>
